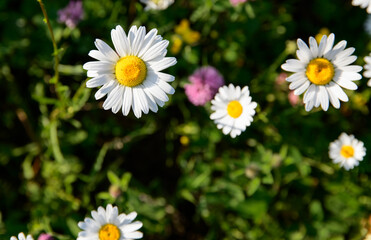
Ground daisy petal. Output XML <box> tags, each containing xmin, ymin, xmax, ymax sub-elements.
<box><xmin>309</xmin><ymin>37</ymin><xmax>319</xmax><ymax>58</ymax></box>
<box><xmin>86</xmin><ymin>74</ymin><xmax>112</xmax><ymax>88</ymax></box>
<box><xmin>149</xmin><ymin>57</ymin><xmax>177</xmax><ymax>72</ymax></box>
<box><xmin>122</xmin><ymin>232</ymin><xmax>143</xmax><ymax>239</ymax></box>
<box><xmin>122</xmin><ymin>86</ymin><xmax>133</xmax><ymax>116</ymax></box>
<box><xmin>94</xmin><ymin>39</ymin><xmax>119</xmax><ymax>61</ymax></box>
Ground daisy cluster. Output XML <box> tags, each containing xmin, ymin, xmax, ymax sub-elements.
<box><xmin>11</xmin><ymin>205</ymin><xmax>142</xmax><ymax>240</ymax></box>
<box><xmin>82</xmin><ymin>21</ymin><xmax>368</xmax><ymax>170</ymax></box>
<box><xmin>280</xmin><ymin>34</ymin><xmax>368</xmax><ymax>170</ymax></box>
<box><xmin>82</xmin><ymin>1</ymin><xmax>369</xmax><ymax>175</ymax></box>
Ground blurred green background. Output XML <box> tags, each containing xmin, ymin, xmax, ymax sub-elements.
<box><xmin>1</xmin><ymin>0</ymin><xmax>371</xmax><ymax>239</ymax></box>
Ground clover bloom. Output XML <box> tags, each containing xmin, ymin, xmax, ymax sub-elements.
<box><xmin>185</xmin><ymin>66</ymin><xmax>224</xmax><ymax>106</ymax></box>
<box><xmin>57</xmin><ymin>0</ymin><xmax>83</xmax><ymax>29</ymax></box>
<box><xmin>230</xmin><ymin>0</ymin><xmax>247</xmax><ymax>6</ymax></box>
<box><xmin>37</xmin><ymin>234</ymin><xmax>53</xmax><ymax>240</ymax></box>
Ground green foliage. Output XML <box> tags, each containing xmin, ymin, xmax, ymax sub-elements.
<box><xmin>1</xmin><ymin>0</ymin><xmax>371</xmax><ymax>239</ymax></box>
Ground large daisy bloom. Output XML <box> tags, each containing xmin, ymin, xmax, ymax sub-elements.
<box><xmin>140</xmin><ymin>0</ymin><xmax>174</xmax><ymax>10</ymax></box>
<box><xmin>10</xmin><ymin>233</ymin><xmax>34</xmax><ymax>240</ymax></box>
<box><xmin>352</xmin><ymin>0</ymin><xmax>371</xmax><ymax>13</ymax></box>
<box><xmin>363</xmin><ymin>54</ymin><xmax>371</xmax><ymax>87</ymax></box>
<box><xmin>210</xmin><ymin>84</ymin><xmax>257</xmax><ymax>138</ymax></box>
<box><xmin>329</xmin><ymin>133</ymin><xmax>366</xmax><ymax>170</ymax></box>
<box><xmin>281</xmin><ymin>33</ymin><xmax>362</xmax><ymax>111</ymax></box>
<box><xmin>83</xmin><ymin>25</ymin><xmax>177</xmax><ymax>118</ymax></box>
<box><xmin>77</xmin><ymin>204</ymin><xmax>143</xmax><ymax>240</ymax></box>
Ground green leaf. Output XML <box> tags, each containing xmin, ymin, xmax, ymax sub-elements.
<box><xmin>120</xmin><ymin>172</ymin><xmax>132</xmax><ymax>191</ymax></box>
<box><xmin>58</xmin><ymin>64</ymin><xmax>84</xmax><ymax>76</ymax></box>
<box><xmin>66</xmin><ymin>218</ymin><xmax>80</xmax><ymax>237</ymax></box>
<box><xmin>97</xmin><ymin>192</ymin><xmax>112</xmax><ymax>200</ymax></box>
<box><xmin>180</xmin><ymin>189</ymin><xmax>195</xmax><ymax>203</ymax></box>
<box><xmin>247</xmin><ymin>178</ymin><xmax>260</xmax><ymax>196</ymax></box>
<box><xmin>107</xmin><ymin>171</ymin><xmax>120</xmax><ymax>185</ymax></box>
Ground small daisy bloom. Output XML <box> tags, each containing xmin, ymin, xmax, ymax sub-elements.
<box><xmin>210</xmin><ymin>84</ymin><xmax>257</xmax><ymax>138</ymax></box>
<box><xmin>10</xmin><ymin>233</ymin><xmax>34</xmax><ymax>240</ymax></box>
<box><xmin>352</xmin><ymin>0</ymin><xmax>371</xmax><ymax>13</ymax></box>
<box><xmin>329</xmin><ymin>133</ymin><xmax>366</xmax><ymax>170</ymax></box>
<box><xmin>140</xmin><ymin>0</ymin><xmax>174</xmax><ymax>10</ymax></box>
<box><xmin>364</xmin><ymin>15</ymin><xmax>371</xmax><ymax>36</ymax></box>
<box><xmin>365</xmin><ymin>233</ymin><xmax>371</xmax><ymax>240</ymax></box>
<box><xmin>77</xmin><ymin>204</ymin><xmax>143</xmax><ymax>240</ymax></box>
<box><xmin>363</xmin><ymin>54</ymin><xmax>371</xmax><ymax>87</ymax></box>
<box><xmin>83</xmin><ymin>25</ymin><xmax>177</xmax><ymax>118</ymax></box>
<box><xmin>281</xmin><ymin>33</ymin><xmax>362</xmax><ymax>111</ymax></box>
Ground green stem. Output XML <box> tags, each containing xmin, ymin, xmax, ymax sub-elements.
<box><xmin>92</xmin><ymin>143</ymin><xmax>110</xmax><ymax>174</ymax></box>
<box><xmin>250</xmin><ymin>50</ymin><xmax>289</xmax><ymax>93</ymax></box>
<box><xmin>50</xmin><ymin>120</ymin><xmax>64</xmax><ymax>162</ymax></box>
<box><xmin>37</xmin><ymin>0</ymin><xmax>60</xmax><ymax>83</ymax></box>
<box><xmin>304</xmin><ymin>157</ymin><xmax>334</xmax><ymax>175</ymax></box>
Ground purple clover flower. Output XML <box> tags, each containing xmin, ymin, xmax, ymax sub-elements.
<box><xmin>37</xmin><ymin>233</ymin><xmax>54</xmax><ymax>240</ymax></box>
<box><xmin>230</xmin><ymin>0</ymin><xmax>247</xmax><ymax>6</ymax></box>
<box><xmin>57</xmin><ymin>0</ymin><xmax>83</xmax><ymax>29</ymax></box>
<box><xmin>185</xmin><ymin>66</ymin><xmax>224</xmax><ymax>106</ymax></box>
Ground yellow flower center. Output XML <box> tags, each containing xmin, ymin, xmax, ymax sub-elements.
<box><xmin>115</xmin><ymin>56</ymin><xmax>147</xmax><ymax>87</ymax></box>
<box><xmin>305</xmin><ymin>58</ymin><xmax>334</xmax><ymax>85</ymax></box>
<box><xmin>227</xmin><ymin>100</ymin><xmax>243</xmax><ymax>118</ymax></box>
<box><xmin>340</xmin><ymin>145</ymin><xmax>354</xmax><ymax>159</ymax></box>
<box><xmin>99</xmin><ymin>224</ymin><xmax>121</xmax><ymax>240</ymax></box>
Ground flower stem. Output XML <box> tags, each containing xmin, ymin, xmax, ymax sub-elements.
<box><xmin>37</xmin><ymin>0</ymin><xmax>60</xmax><ymax>83</ymax></box>
<box><xmin>50</xmin><ymin>119</ymin><xmax>64</xmax><ymax>162</ymax></box>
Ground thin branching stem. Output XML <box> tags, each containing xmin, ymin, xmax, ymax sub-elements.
<box><xmin>37</xmin><ymin>0</ymin><xmax>60</xmax><ymax>83</ymax></box>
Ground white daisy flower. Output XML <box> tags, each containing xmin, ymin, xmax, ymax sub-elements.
<box><xmin>365</xmin><ymin>233</ymin><xmax>371</xmax><ymax>240</ymax></box>
<box><xmin>363</xmin><ymin>54</ymin><xmax>371</xmax><ymax>87</ymax></box>
<box><xmin>10</xmin><ymin>233</ymin><xmax>33</xmax><ymax>240</ymax></box>
<box><xmin>364</xmin><ymin>15</ymin><xmax>371</xmax><ymax>36</ymax></box>
<box><xmin>77</xmin><ymin>204</ymin><xmax>143</xmax><ymax>240</ymax></box>
<box><xmin>281</xmin><ymin>33</ymin><xmax>362</xmax><ymax>111</ymax></box>
<box><xmin>140</xmin><ymin>0</ymin><xmax>174</xmax><ymax>10</ymax></box>
<box><xmin>329</xmin><ymin>133</ymin><xmax>366</xmax><ymax>170</ymax></box>
<box><xmin>210</xmin><ymin>84</ymin><xmax>257</xmax><ymax>138</ymax></box>
<box><xmin>352</xmin><ymin>0</ymin><xmax>371</xmax><ymax>13</ymax></box>
<box><xmin>83</xmin><ymin>25</ymin><xmax>177</xmax><ymax>118</ymax></box>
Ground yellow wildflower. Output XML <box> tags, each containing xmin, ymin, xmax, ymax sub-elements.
<box><xmin>171</xmin><ymin>35</ymin><xmax>183</xmax><ymax>54</ymax></box>
<box><xmin>175</xmin><ymin>19</ymin><xmax>190</xmax><ymax>35</ymax></box>
<box><xmin>315</xmin><ymin>27</ymin><xmax>330</xmax><ymax>44</ymax></box>
<box><xmin>174</xmin><ymin>19</ymin><xmax>200</xmax><ymax>45</ymax></box>
<box><xmin>180</xmin><ymin>136</ymin><xmax>190</xmax><ymax>145</ymax></box>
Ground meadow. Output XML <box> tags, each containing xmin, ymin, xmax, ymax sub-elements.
<box><xmin>1</xmin><ymin>0</ymin><xmax>371</xmax><ymax>239</ymax></box>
